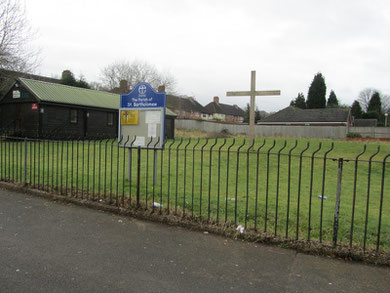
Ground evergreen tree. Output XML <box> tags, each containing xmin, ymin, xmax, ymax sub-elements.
<box><xmin>290</xmin><ymin>93</ymin><xmax>306</xmax><ymax>109</ymax></box>
<box><xmin>243</xmin><ymin>103</ymin><xmax>250</xmax><ymax>123</ymax></box>
<box><xmin>60</xmin><ymin>70</ymin><xmax>90</xmax><ymax>89</ymax></box>
<box><xmin>362</xmin><ymin>111</ymin><xmax>380</xmax><ymax>120</ymax></box>
<box><xmin>327</xmin><ymin>90</ymin><xmax>339</xmax><ymax>107</ymax></box>
<box><xmin>367</xmin><ymin>91</ymin><xmax>382</xmax><ymax>115</ymax></box>
<box><xmin>243</xmin><ymin>103</ymin><xmax>262</xmax><ymax>123</ymax></box>
<box><xmin>306</xmin><ymin>73</ymin><xmax>326</xmax><ymax>109</ymax></box>
<box><xmin>350</xmin><ymin>100</ymin><xmax>363</xmax><ymax>119</ymax></box>
<box><xmin>75</xmin><ymin>75</ymin><xmax>91</xmax><ymax>89</ymax></box>
<box><xmin>255</xmin><ymin>107</ymin><xmax>261</xmax><ymax>123</ymax></box>
<box><xmin>60</xmin><ymin>70</ymin><xmax>77</xmax><ymax>86</ymax></box>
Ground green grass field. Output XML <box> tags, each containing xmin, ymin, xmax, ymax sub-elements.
<box><xmin>1</xmin><ymin>136</ymin><xmax>390</xmax><ymax>251</ymax></box>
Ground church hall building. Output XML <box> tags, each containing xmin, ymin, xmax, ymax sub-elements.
<box><xmin>0</xmin><ymin>78</ymin><xmax>176</xmax><ymax>139</ymax></box>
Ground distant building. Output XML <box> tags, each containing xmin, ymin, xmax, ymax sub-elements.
<box><xmin>204</xmin><ymin>96</ymin><xmax>245</xmax><ymax>123</ymax></box>
<box><xmin>0</xmin><ymin>78</ymin><xmax>176</xmax><ymax>139</ymax></box>
<box><xmin>166</xmin><ymin>95</ymin><xmax>209</xmax><ymax>120</ymax></box>
<box><xmin>258</xmin><ymin>106</ymin><xmax>351</xmax><ymax>126</ymax></box>
<box><xmin>353</xmin><ymin>119</ymin><xmax>377</xmax><ymax>127</ymax></box>
<box><xmin>0</xmin><ymin>69</ymin><xmax>60</xmax><ymax>97</ymax></box>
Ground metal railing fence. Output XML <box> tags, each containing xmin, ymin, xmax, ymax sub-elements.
<box><xmin>1</xmin><ymin>135</ymin><xmax>389</xmax><ymax>253</ymax></box>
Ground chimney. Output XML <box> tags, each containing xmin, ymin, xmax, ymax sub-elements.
<box><xmin>119</xmin><ymin>80</ymin><xmax>129</xmax><ymax>94</ymax></box>
<box><xmin>158</xmin><ymin>85</ymin><xmax>165</xmax><ymax>93</ymax></box>
<box><xmin>213</xmin><ymin>96</ymin><xmax>219</xmax><ymax>104</ymax></box>
<box><xmin>61</xmin><ymin>70</ymin><xmax>72</xmax><ymax>80</ymax></box>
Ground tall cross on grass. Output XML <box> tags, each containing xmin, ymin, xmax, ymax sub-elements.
<box><xmin>227</xmin><ymin>70</ymin><xmax>280</xmax><ymax>140</ymax></box>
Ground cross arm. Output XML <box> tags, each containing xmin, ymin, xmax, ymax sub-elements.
<box><xmin>226</xmin><ymin>90</ymin><xmax>281</xmax><ymax>97</ymax></box>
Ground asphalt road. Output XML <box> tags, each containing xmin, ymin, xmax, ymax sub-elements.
<box><xmin>1</xmin><ymin>188</ymin><xmax>390</xmax><ymax>293</ymax></box>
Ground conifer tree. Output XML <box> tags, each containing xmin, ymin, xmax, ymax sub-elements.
<box><xmin>350</xmin><ymin>100</ymin><xmax>363</xmax><ymax>119</ymax></box>
<box><xmin>290</xmin><ymin>93</ymin><xmax>306</xmax><ymax>109</ymax></box>
<box><xmin>367</xmin><ymin>91</ymin><xmax>382</xmax><ymax>115</ymax></box>
<box><xmin>306</xmin><ymin>73</ymin><xmax>326</xmax><ymax>109</ymax></box>
<box><xmin>327</xmin><ymin>90</ymin><xmax>339</xmax><ymax>107</ymax></box>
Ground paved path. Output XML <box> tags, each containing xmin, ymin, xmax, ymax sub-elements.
<box><xmin>1</xmin><ymin>188</ymin><xmax>389</xmax><ymax>293</ymax></box>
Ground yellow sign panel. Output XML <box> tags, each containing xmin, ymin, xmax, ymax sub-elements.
<box><xmin>121</xmin><ymin>110</ymin><xmax>138</xmax><ymax>125</ymax></box>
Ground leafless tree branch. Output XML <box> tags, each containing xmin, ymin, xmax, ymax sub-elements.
<box><xmin>100</xmin><ymin>59</ymin><xmax>176</xmax><ymax>93</ymax></box>
<box><xmin>0</xmin><ymin>0</ymin><xmax>41</xmax><ymax>72</ymax></box>
<box><xmin>358</xmin><ymin>88</ymin><xmax>376</xmax><ymax>112</ymax></box>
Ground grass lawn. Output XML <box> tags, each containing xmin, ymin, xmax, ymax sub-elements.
<box><xmin>1</xmin><ymin>135</ymin><xmax>390</xmax><ymax>251</ymax></box>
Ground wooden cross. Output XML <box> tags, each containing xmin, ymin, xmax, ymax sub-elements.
<box><xmin>227</xmin><ymin>70</ymin><xmax>280</xmax><ymax>140</ymax></box>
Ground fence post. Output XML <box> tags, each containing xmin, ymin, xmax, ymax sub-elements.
<box><xmin>333</xmin><ymin>157</ymin><xmax>344</xmax><ymax>247</ymax></box>
<box><xmin>128</xmin><ymin>148</ymin><xmax>131</xmax><ymax>182</ymax></box>
<box><xmin>153</xmin><ymin>150</ymin><xmax>157</xmax><ymax>186</ymax></box>
<box><xmin>137</xmin><ymin>146</ymin><xmax>141</xmax><ymax>208</ymax></box>
<box><xmin>24</xmin><ymin>138</ymin><xmax>27</xmax><ymax>186</ymax></box>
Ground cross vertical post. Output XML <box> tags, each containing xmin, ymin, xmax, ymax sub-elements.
<box><xmin>250</xmin><ymin>71</ymin><xmax>256</xmax><ymax>139</ymax></box>
<box><xmin>227</xmin><ymin>70</ymin><xmax>281</xmax><ymax>140</ymax></box>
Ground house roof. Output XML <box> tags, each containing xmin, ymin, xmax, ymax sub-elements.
<box><xmin>19</xmin><ymin>78</ymin><xmax>120</xmax><ymax>109</ymax></box>
<box><xmin>9</xmin><ymin>78</ymin><xmax>176</xmax><ymax>116</ymax></box>
<box><xmin>0</xmin><ymin>69</ymin><xmax>60</xmax><ymax>84</ymax></box>
<box><xmin>166</xmin><ymin>95</ymin><xmax>208</xmax><ymax>114</ymax></box>
<box><xmin>259</xmin><ymin>106</ymin><xmax>350</xmax><ymax>123</ymax></box>
<box><xmin>204</xmin><ymin>102</ymin><xmax>245</xmax><ymax>117</ymax></box>
<box><xmin>354</xmin><ymin>119</ymin><xmax>377</xmax><ymax>127</ymax></box>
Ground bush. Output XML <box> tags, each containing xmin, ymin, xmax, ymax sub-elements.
<box><xmin>347</xmin><ymin>132</ymin><xmax>362</xmax><ymax>138</ymax></box>
<box><xmin>362</xmin><ymin>111</ymin><xmax>379</xmax><ymax>120</ymax></box>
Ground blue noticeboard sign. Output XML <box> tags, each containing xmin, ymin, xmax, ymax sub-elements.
<box><xmin>120</xmin><ymin>82</ymin><xmax>166</xmax><ymax>109</ymax></box>
<box><xmin>119</xmin><ymin>82</ymin><xmax>166</xmax><ymax>149</ymax></box>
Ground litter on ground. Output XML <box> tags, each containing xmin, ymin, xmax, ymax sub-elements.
<box><xmin>236</xmin><ymin>225</ymin><xmax>245</xmax><ymax>234</ymax></box>
<box><xmin>153</xmin><ymin>202</ymin><xmax>162</xmax><ymax>207</ymax></box>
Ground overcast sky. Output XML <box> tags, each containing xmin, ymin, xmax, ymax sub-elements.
<box><xmin>26</xmin><ymin>0</ymin><xmax>390</xmax><ymax>112</ymax></box>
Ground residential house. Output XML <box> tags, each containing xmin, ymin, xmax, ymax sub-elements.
<box><xmin>204</xmin><ymin>96</ymin><xmax>245</xmax><ymax>123</ymax></box>
<box><xmin>166</xmin><ymin>95</ymin><xmax>209</xmax><ymax>120</ymax></box>
<box><xmin>0</xmin><ymin>69</ymin><xmax>60</xmax><ymax>97</ymax></box>
<box><xmin>257</xmin><ymin>106</ymin><xmax>351</xmax><ymax>126</ymax></box>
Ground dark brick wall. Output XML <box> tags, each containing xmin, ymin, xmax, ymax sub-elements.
<box><xmin>85</xmin><ymin>109</ymin><xmax>117</xmax><ymax>138</ymax></box>
<box><xmin>39</xmin><ymin>105</ymin><xmax>117</xmax><ymax>138</ymax></box>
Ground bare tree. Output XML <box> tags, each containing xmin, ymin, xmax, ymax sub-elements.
<box><xmin>382</xmin><ymin>94</ymin><xmax>390</xmax><ymax>114</ymax></box>
<box><xmin>358</xmin><ymin>88</ymin><xmax>376</xmax><ymax>112</ymax></box>
<box><xmin>100</xmin><ymin>60</ymin><xmax>176</xmax><ymax>93</ymax></box>
<box><xmin>0</xmin><ymin>0</ymin><xmax>40</xmax><ymax>72</ymax></box>
<box><xmin>89</xmin><ymin>81</ymin><xmax>110</xmax><ymax>92</ymax></box>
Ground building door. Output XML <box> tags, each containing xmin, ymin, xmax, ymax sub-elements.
<box><xmin>165</xmin><ymin>117</ymin><xmax>175</xmax><ymax>139</ymax></box>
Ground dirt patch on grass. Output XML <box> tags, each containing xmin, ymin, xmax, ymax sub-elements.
<box><xmin>347</xmin><ymin>137</ymin><xmax>390</xmax><ymax>142</ymax></box>
<box><xmin>1</xmin><ymin>181</ymin><xmax>389</xmax><ymax>266</ymax></box>
<box><xmin>175</xmin><ymin>128</ymin><xmax>236</xmax><ymax>139</ymax></box>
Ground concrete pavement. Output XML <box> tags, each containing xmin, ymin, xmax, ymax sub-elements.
<box><xmin>1</xmin><ymin>188</ymin><xmax>389</xmax><ymax>292</ymax></box>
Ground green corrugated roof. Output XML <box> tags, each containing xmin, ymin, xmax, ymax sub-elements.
<box><xmin>166</xmin><ymin>108</ymin><xmax>177</xmax><ymax>116</ymax></box>
<box><xmin>18</xmin><ymin>78</ymin><xmax>177</xmax><ymax>116</ymax></box>
<box><xmin>19</xmin><ymin>78</ymin><xmax>120</xmax><ymax>109</ymax></box>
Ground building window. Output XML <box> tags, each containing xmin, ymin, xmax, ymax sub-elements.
<box><xmin>70</xmin><ymin>109</ymin><xmax>78</xmax><ymax>124</ymax></box>
<box><xmin>107</xmin><ymin>112</ymin><xmax>114</xmax><ymax>126</ymax></box>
